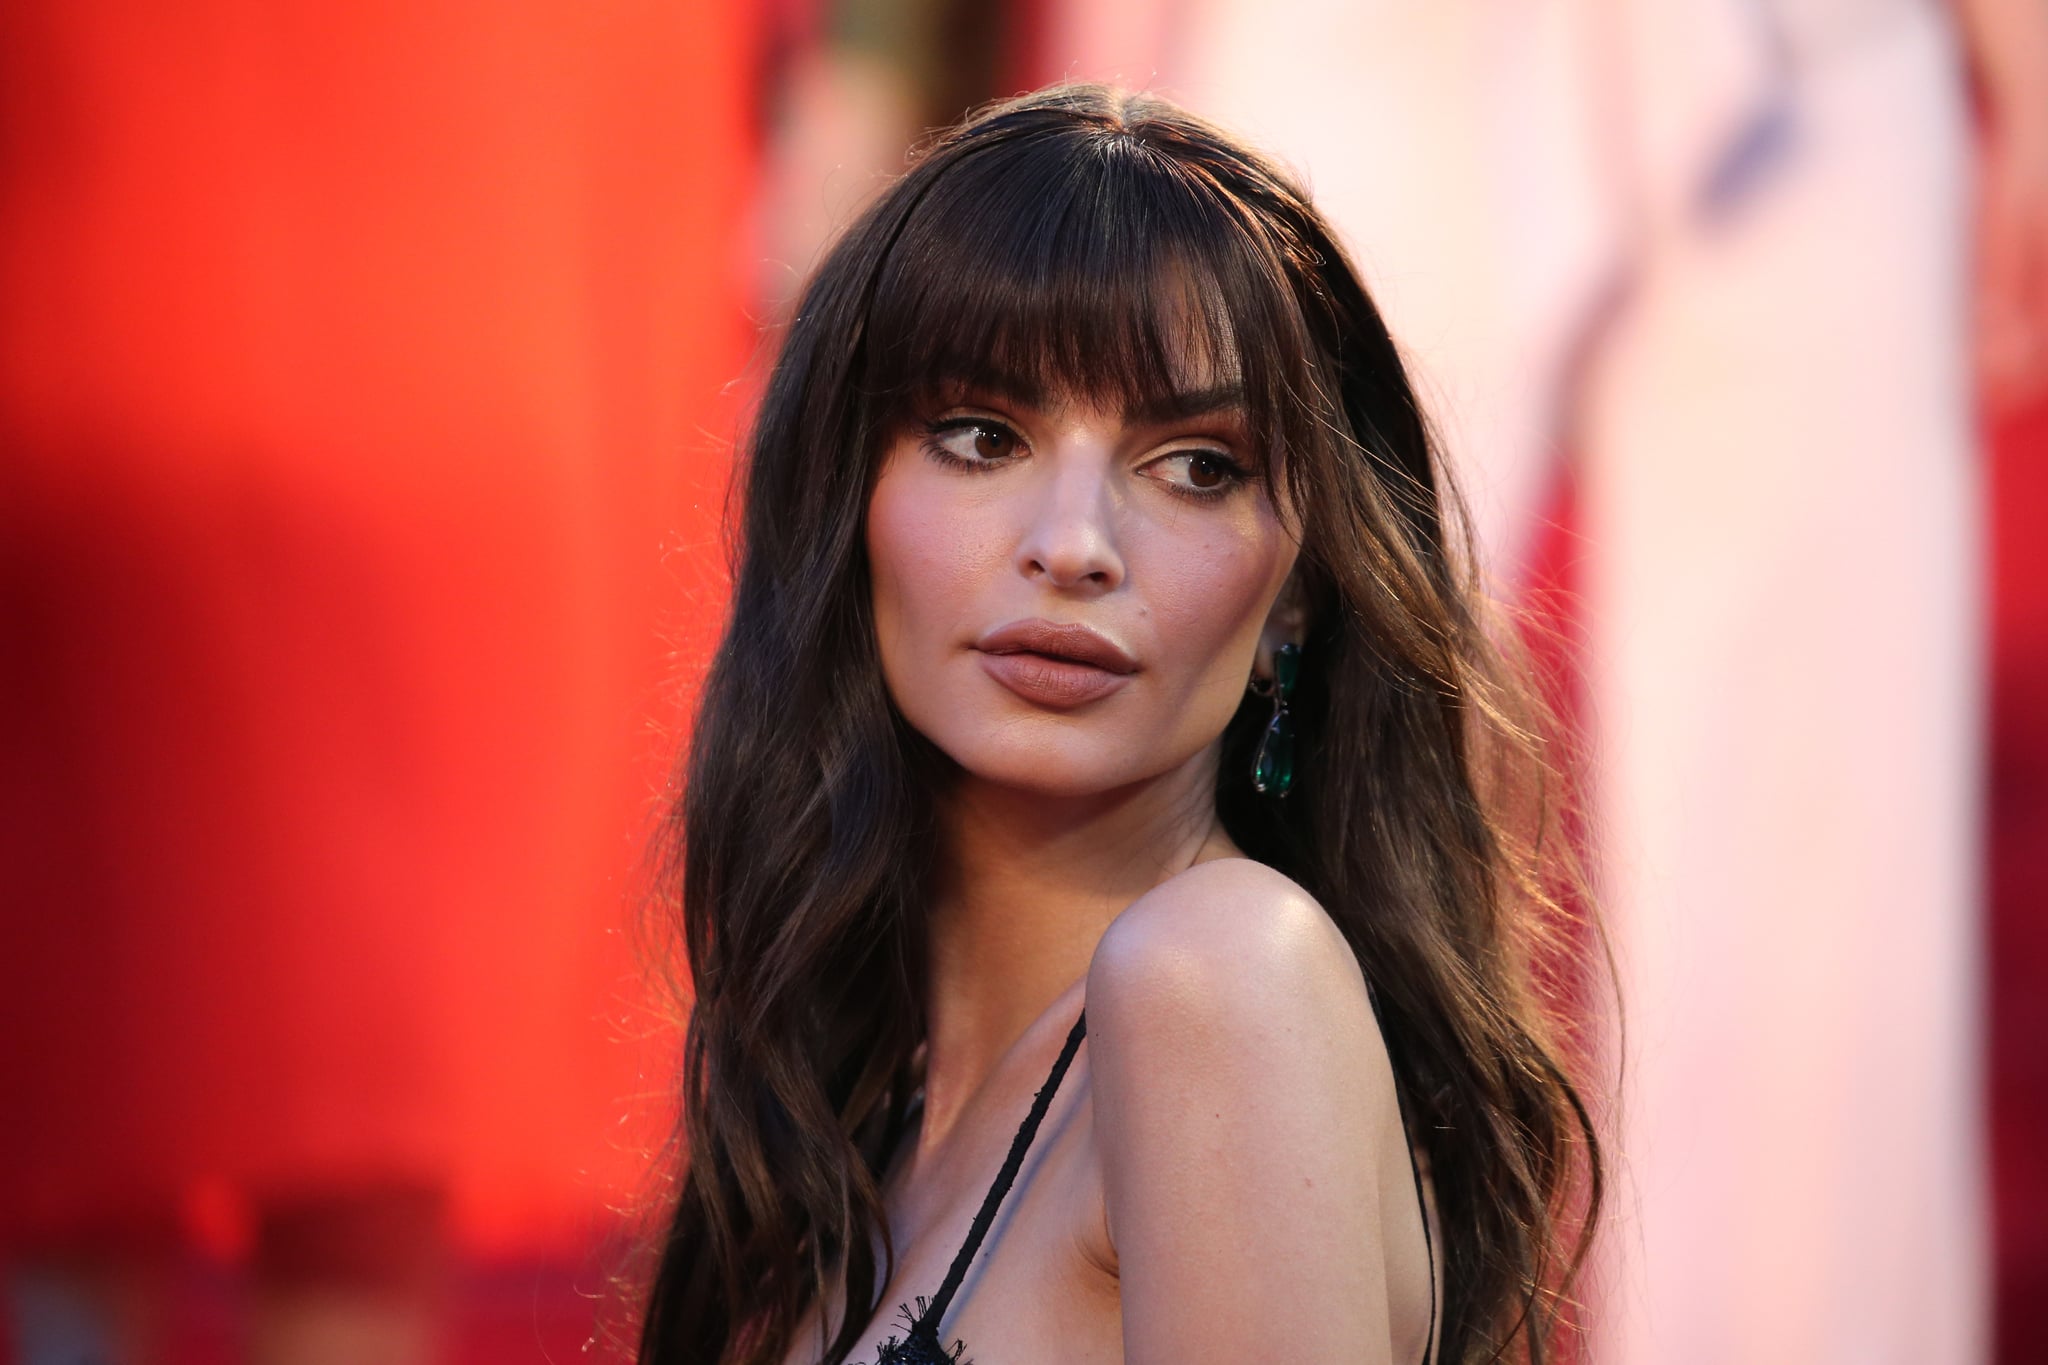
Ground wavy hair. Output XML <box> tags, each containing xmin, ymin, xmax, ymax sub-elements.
<box><xmin>636</xmin><ymin>83</ymin><xmax>1603</xmax><ymax>1365</ymax></box>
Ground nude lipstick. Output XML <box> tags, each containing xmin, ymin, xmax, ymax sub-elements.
<box><xmin>972</xmin><ymin>619</ymin><xmax>1138</xmax><ymax>709</ymax></box>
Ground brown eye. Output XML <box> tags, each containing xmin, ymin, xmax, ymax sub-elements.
<box><xmin>1146</xmin><ymin>448</ymin><xmax>1248</xmax><ymax>500</ymax></box>
<box><xmin>922</xmin><ymin>415</ymin><xmax>1026</xmax><ymax>470</ymax></box>
<box><xmin>973</xmin><ymin>424</ymin><xmax>1014</xmax><ymax>460</ymax></box>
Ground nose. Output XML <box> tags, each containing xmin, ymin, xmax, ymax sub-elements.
<box><xmin>1014</xmin><ymin>458</ymin><xmax>1125</xmax><ymax>592</ymax></box>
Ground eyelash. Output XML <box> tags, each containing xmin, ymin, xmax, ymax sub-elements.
<box><xmin>917</xmin><ymin>416</ymin><xmax>1253</xmax><ymax>503</ymax></box>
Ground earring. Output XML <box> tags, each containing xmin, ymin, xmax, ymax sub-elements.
<box><xmin>1251</xmin><ymin>642</ymin><xmax>1300</xmax><ymax>797</ymax></box>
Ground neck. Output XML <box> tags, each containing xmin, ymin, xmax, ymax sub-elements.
<box><xmin>915</xmin><ymin>743</ymin><xmax>1237</xmax><ymax>1153</ymax></box>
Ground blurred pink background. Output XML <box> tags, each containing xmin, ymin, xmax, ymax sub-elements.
<box><xmin>1</xmin><ymin>2</ymin><xmax>2042</xmax><ymax>1362</ymax></box>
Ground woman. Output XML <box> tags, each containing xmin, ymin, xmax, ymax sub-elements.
<box><xmin>636</xmin><ymin>84</ymin><xmax>1601</xmax><ymax>1365</ymax></box>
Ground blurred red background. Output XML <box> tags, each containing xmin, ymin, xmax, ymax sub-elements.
<box><xmin>0</xmin><ymin>2</ymin><xmax>755</xmax><ymax>1359</ymax></box>
<box><xmin>0</xmin><ymin>2</ymin><xmax>2042</xmax><ymax>1362</ymax></box>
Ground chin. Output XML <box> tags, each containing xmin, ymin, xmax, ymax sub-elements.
<box><xmin>933</xmin><ymin>722</ymin><xmax>1188</xmax><ymax>800</ymax></box>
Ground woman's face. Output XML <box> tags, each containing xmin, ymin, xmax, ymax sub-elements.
<box><xmin>866</xmin><ymin>373</ymin><xmax>1304</xmax><ymax>798</ymax></box>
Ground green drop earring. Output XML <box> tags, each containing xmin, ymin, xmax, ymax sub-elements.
<box><xmin>1251</xmin><ymin>642</ymin><xmax>1300</xmax><ymax>797</ymax></box>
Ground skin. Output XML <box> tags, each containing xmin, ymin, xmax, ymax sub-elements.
<box><xmin>777</xmin><ymin>376</ymin><xmax>1438</xmax><ymax>1364</ymax></box>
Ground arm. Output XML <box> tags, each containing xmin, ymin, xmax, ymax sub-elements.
<box><xmin>1085</xmin><ymin>858</ymin><xmax>1409</xmax><ymax>1365</ymax></box>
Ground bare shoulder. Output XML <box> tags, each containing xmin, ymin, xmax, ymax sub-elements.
<box><xmin>1081</xmin><ymin>858</ymin><xmax>1417</xmax><ymax>1357</ymax></box>
<box><xmin>1086</xmin><ymin>856</ymin><xmax>1386</xmax><ymax>1076</ymax></box>
<box><xmin>1083</xmin><ymin>854</ymin><xmax>1407</xmax><ymax>1167</ymax></box>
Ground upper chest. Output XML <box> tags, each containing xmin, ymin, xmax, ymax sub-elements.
<box><xmin>781</xmin><ymin>1071</ymin><xmax>1119</xmax><ymax>1365</ymax></box>
<box><xmin>777</xmin><ymin>1062</ymin><xmax>1439</xmax><ymax>1365</ymax></box>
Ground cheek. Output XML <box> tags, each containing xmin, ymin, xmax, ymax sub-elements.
<box><xmin>1134</xmin><ymin>516</ymin><xmax>1296</xmax><ymax>719</ymax></box>
<box><xmin>865</xmin><ymin>458</ymin><xmax>1005</xmax><ymax>687</ymax></box>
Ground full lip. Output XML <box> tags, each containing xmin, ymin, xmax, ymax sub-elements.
<box><xmin>971</xmin><ymin>618</ymin><xmax>1140</xmax><ymax>709</ymax></box>
<box><xmin>972</xmin><ymin>619</ymin><xmax>1140</xmax><ymax>674</ymax></box>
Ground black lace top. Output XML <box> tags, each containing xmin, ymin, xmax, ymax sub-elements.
<box><xmin>865</xmin><ymin>1010</ymin><xmax>1438</xmax><ymax>1365</ymax></box>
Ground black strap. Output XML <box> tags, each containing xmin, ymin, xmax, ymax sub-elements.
<box><xmin>919</xmin><ymin>1010</ymin><xmax>1089</xmax><ymax>1329</ymax></box>
<box><xmin>1359</xmin><ymin>978</ymin><xmax>1438</xmax><ymax>1365</ymax></box>
<box><xmin>913</xmin><ymin>1003</ymin><xmax>1434</xmax><ymax>1365</ymax></box>
<box><xmin>1404</xmin><ymin>1123</ymin><xmax>1439</xmax><ymax>1365</ymax></box>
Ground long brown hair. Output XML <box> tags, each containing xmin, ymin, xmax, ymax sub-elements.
<box><xmin>637</xmin><ymin>83</ymin><xmax>1603</xmax><ymax>1365</ymax></box>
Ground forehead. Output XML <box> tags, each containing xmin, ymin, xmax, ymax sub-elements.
<box><xmin>933</xmin><ymin>374</ymin><xmax>1249</xmax><ymax>432</ymax></box>
<box><xmin>856</xmin><ymin>132</ymin><xmax>1311</xmax><ymax>465</ymax></box>
<box><xmin>929</xmin><ymin>324</ymin><xmax>1246</xmax><ymax>420</ymax></box>
<box><xmin>904</xmin><ymin>283</ymin><xmax>1250</xmax><ymax>422</ymax></box>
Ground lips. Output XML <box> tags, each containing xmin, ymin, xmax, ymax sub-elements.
<box><xmin>975</xmin><ymin>620</ymin><xmax>1139</xmax><ymax>673</ymax></box>
<box><xmin>973</xmin><ymin>619</ymin><xmax>1138</xmax><ymax>708</ymax></box>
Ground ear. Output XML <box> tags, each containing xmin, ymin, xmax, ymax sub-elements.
<box><xmin>1250</xmin><ymin>563</ymin><xmax>1311</xmax><ymax>690</ymax></box>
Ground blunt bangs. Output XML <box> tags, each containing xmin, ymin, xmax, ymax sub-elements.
<box><xmin>856</xmin><ymin>121</ymin><xmax>1324</xmax><ymax>482</ymax></box>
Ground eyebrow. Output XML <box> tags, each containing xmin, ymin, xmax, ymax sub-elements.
<box><xmin>936</xmin><ymin>370</ymin><xmax>1247</xmax><ymax>424</ymax></box>
<box><xmin>1127</xmin><ymin>382</ymin><xmax>1248</xmax><ymax>426</ymax></box>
